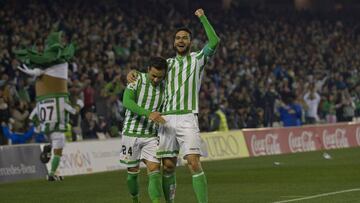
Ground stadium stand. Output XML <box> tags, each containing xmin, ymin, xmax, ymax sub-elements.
<box><xmin>1</xmin><ymin>0</ymin><xmax>360</xmax><ymax>145</ymax></box>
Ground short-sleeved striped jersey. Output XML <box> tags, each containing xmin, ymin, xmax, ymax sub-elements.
<box><xmin>34</xmin><ymin>93</ymin><xmax>75</xmax><ymax>134</ymax></box>
<box><xmin>122</xmin><ymin>72</ymin><xmax>165</xmax><ymax>137</ymax></box>
<box><xmin>163</xmin><ymin>48</ymin><xmax>213</xmax><ymax>114</ymax></box>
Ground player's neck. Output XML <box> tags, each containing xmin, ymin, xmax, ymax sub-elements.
<box><xmin>176</xmin><ymin>52</ymin><xmax>189</xmax><ymax>58</ymax></box>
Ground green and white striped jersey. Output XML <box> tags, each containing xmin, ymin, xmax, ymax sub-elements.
<box><xmin>33</xmin><ymin>93</ymin><xmax>76</xmax><ymax>134</ymax></box>
<box><xmin>163</xmin><ymin>47</ymin><xmax>214</xmax><ymax>115</ymax></box>
<box><xmin>122</xmin><ymin>73</ymin><xmax>165</xmax><ymax>137</ymax></box>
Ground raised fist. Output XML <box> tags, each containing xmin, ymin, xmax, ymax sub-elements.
<box><xmin>195</xmin><ymin>9</ymin><xmax>205</xmax><ymax>17</ymax></box>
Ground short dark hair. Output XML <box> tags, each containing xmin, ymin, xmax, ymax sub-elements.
<box><xmin>148</xmin><ymin>56</ymin><xmax>167</xmax><ymax>72</ymax></box>
<box><xmin>174</xmin><ymin>27</ymin><xmax>192</xmax><ymax>39</ymax></box>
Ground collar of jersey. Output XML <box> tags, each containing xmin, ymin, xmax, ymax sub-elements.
<box><xmin>176</xmin><ymin>54</ymin><xmax>188</xmax><ymax>61</ymax></box>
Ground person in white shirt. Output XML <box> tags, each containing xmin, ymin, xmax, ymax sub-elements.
<box><xmin>303</xmin><ymin>83</ymin><xmax>321</xmax><ymax>124</ymax></box>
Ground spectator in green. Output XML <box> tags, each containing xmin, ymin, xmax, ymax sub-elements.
<box><xmin>322</xmin><ymin>93</ymin><xmax>337</xmax><ymax>123</ymax></box>
<box><xmin>104</xmin><ymin>74</ymin><xmax>124</xmax><ymax>97</ymax></box>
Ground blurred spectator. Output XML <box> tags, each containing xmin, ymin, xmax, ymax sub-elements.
<box><xmin>341</xmin><ymin>89</ymin><xmax>355</xmax><ymax>122</ymax></box>
<box><xmin>303</xmin><ymin>83</ymin><xmax>321</xmax><ymax>124</ymax></box>
<box><xmin>321</xmin><ymin>93</ymin><xmax>337</xmax><ymax>123</ymax></box>
<box><xmin>0</xmin><ymin>89</ymin><xmax>11</xmax><ymax>145</ymax></box>
<box><xmin>353</xmin><ymin>84</ymin><xmax>360</xmax><ymax>118</ymax></box>
<box><xmin>69</xmin><ymin>90</ymin><xmax>84</xmax><ymax>141</ymax></box>
<box><xmin>277</xmin><ymin>92</ymin><xmax>302</xmax><ymax>127</ymax></box>
<box><xmin>1</xmin><ymin>123</ymin><xmax>36</xmax><ymax>144</ymax></box>
<box><xmin>233</xmin><ymin>107</ymin><xmax>248</xmax><ymax>129</ymax></box>
<box><xmin>263</xmin><ymin>83</ymin><xmax>278</xmax><ymax>127</ymax></box>
<box><xmin>82</xmin><ymin>78</ymin><xmax>95</xmax><ymax>112</ymax></box>
<box><xmin>0</xmin><ymin>89</ymin><xmax>11</xmax><ymax>123</ymax></box>
<box><xmin>209</xmin><ymin>103</ymin><xmax>229</xmax><ymax>132</ymax></box>
<box><xmin>107</xmin><ymin>95</ymin><xmax>124</xmax><ymax>137</ymax></box>
<box><xmin>81</xmin><ymin>110</ymin><xmax>100</xmax><ymax>140</ymax></box>
<box><xmin>104</xmin><ymin>74</ymin><xmax>124</xmax><ymax>98</ymax></box>
<box><xmin>198</xmin><ymin>107</ymin><xmax>211</xmax><ymax>131</ymax></box>
<box><xmin>10</xmin><ymin>101</ymin><xmax>29</xmax><ymax>132</ymax></box>
<box><xmin>93</xmin><ymin>72</ymin><xmax>110</xmax><ymax>122</ymax></box>
<box><xmin>1</xmin><ymin>74</ymin><xmax>18</xmax><ymax>105</ymax></box>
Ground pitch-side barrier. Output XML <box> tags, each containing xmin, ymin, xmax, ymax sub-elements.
<box><xmin>1</xmin><ymin>122</ymin><xmax>359</xmax><ymax>183</ymax></box>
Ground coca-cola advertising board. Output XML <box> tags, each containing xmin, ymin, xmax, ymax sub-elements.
<box><xmin>243</xmin><ymin>122</ymin><xmax>360</xmax><ymax>157</ymax></box>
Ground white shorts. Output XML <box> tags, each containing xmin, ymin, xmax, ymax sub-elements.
<box><xmin>50</xmin><ymin>132</ymin><xmax>66</xmax><ymax>149</ymax></box>
<box><xmin>120</xmin><ymin>135</ymin><xmax>160</xmax><ymax>167</ymax></box>
<box><xmin>157</xmin><ymin>114</ymin><xmax>202</xmax><ymax>159</ymax></box>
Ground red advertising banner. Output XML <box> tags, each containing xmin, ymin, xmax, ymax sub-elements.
<box><xmin>242</xmin><ymin>122</ymin><xmax>360</xmax><ymax>157</ymax></box>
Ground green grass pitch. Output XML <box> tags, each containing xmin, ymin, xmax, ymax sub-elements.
<box><xmin>1</xmin><ymin>147</ymin><xmax>360</xmax><ymax>203</ymax></box>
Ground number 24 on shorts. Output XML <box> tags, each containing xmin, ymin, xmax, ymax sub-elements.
<box><xmin>122</xmin><ymin>145</ymin><xmax>133</xmax><ymax>156</ymax></box>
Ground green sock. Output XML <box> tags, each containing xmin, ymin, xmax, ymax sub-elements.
<box><xmin>148</xmin><ymin>171</ymin><xmax>162</xmax><ymax>203</ymax></box>
<box><xmin>49</xmin><ymin>155</ymin><xmax>61</xmax><ymax>176</ymax></box>
<box><xmin>127</xmin><ymin>171</ymin><xmax>140</xmax><ymax>202</ymax></box>
<box><xmin>192</xmin><ymin>172</ymin><xmax>208</xmax><ymax>203</ymax></box>
<box><xmin>162</xmin><ymin>172</ymin><xmax>176</xmax><ymax>203</ymax></box>
<box><xmin>132</xmin><ymin>196</ymin><xmax>139</xmax><ymax>203</ymax></box>
<box><xmin>131</xmin><ymin>196</ymin><xmax>139</xmax><ymax>203</ymax></box>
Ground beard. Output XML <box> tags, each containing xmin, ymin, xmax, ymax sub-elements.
<box><xmin>175</xmin><ymin>45</ymin><xmax>190</xmax><ymax>56</ymax></box>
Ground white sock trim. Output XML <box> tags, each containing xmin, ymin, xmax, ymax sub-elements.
<box><xmin>148</xmin><ymin>170</ymin><xmax>160</xmax><ymax>176</ymax></box>
<box><xmin>127</xmin><ymin>170</ymin><xmax>140</xmax><ymax>175</ymax></box>
<box><xmin>163</xmin><ymin>172</ymin><xmax>175</xmax><ymax>178</ymax></box>
<box><xmin>192</xmin><ymin>171</ymin><xmax>204</xmax><ymax>178</ymax></box>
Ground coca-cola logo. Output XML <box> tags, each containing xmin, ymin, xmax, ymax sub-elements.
<box><xmin>251</xmin><ymin>134</ymin><xmax>281</xmax><ymax>156</ymax></box>
<box><xmin>356</xmin><ymin>127</ymin><xmax>360</xmax><ymax>146</ymax></box>
<box><xmin>288</xmin><ymin>131</ymin><xmax>316</xmax><ymax>152</ymax></box>
<box><xmin>322</xmin><ymin>128</ymin><xmax>349</xmax><ymax>149</ymax></box>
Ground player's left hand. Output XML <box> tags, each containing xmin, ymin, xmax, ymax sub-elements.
<box><xmin>149</xmin><ymin>112</ymin><xmax>166</xmax><ymax>124</ymax></box>
<box><xmin>195</xmin><ymin>8</ymin><xmax>205</xmax><ymax>17</ymax></box>
<box><xmin>127</xmin><ymin>70</ymin><xmax>138</xmax><ymax>83</ymax></box>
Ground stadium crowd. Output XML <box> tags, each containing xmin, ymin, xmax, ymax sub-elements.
<box><xmin>1</xmin><ymin>0</ymin><xmax>360</xmax><ymax>145</ymax></box>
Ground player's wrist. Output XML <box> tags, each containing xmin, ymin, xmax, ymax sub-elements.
<box><xmin>145</xmin><ymin>110</ymin><xmax>151</xmax><ymax>118</ymax></box>
<box><xmin>199</xmin><ymin>15</ymin><xmax>207</xmax><ymax>21</ymax></box>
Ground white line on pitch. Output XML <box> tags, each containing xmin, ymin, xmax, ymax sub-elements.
<box><xmin>273</xmin><ymin>188</ymin><xmax>360</xmax><ymax>203</ymax></box>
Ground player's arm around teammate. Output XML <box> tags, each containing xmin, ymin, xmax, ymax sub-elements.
<box><xmin>120</xmin><ymin>56</ymin><xmax>167</xmax><ymax>203</ymax></box>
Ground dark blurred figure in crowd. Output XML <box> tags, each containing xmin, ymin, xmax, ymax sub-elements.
<box><xmin>277</xmin><ymin>92</ymin><xmax>302</xmax><ymax>127</ymax></box>
<box><xmin>81</xmin><ymin>110</ymin><xmax>100</xmax><ymax>140</ymax></box>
